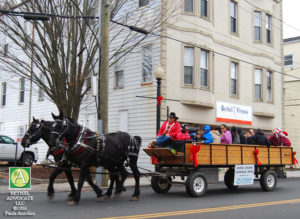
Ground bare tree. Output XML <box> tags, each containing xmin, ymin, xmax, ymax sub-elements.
<box><xmin>0</xmin><ymin>0</ymin><xmax>177</xmax><ymax>121</ymax></box>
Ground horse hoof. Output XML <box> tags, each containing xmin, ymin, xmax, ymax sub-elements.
<box><xmin>104</xmin><ymin>194</ymin><xmax>110</xmax><ymax>200</ymax></box>
<box><xmin>97</xmin><ymin>196</ymin><xmax>105</xmax><ymax>202</ymax></box>
<box><xmin>129</xmin><ymin>196</ymin><xmax>139</xmax><ymax>201</ymax></box>
<box><xmin>67</xmin><ymin>195</ymin><xmax>73</xmax><ymax>201</ymax></box>
<box><xmin>48</xmin><ymin>194</ymin><xmax>54</xmax><ymax>201</ymax></box>
<box><xmin>114</xmin><ymin>193</ymin><xmax>121</xmax><ymax>199</ymax></box>
<box><xmin>67</xmin><ymin>201</ymin><xmax>78</xmax><ymax>206</ymax></box>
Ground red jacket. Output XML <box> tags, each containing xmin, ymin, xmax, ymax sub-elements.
<box><xmin>269</xmin><ymin>134</ymin><xmax>281</xmax><ymax>146</ymax></box>
<box><xmin>157</xmin><ymin>121</ymin><xmax>181</xmax><ymax>140</ymax></box>
<box><xmin>176</xmin><ymin>131</ymin><xmax>191</xmax><ymax>141</ymax></box>
<box><xmin>281</xmin><ymin>137</ymin><xmax>291</xmax><ymax>146</ymax></box>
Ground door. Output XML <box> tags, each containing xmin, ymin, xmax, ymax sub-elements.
<box><xmin>119</xmin><ymin>110</ymin><xmax>128</xmax><ymax>132</ymax></box>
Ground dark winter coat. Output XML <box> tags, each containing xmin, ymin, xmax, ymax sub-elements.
<box><xmin>246</xmin><ymin>136</ymin><xmax>256</xmax><ymax>144</ymax></box>
<box><xmin>254</xmin><ymin>133</ymin><xmax>270</xmax><ymax>147</ymax></box>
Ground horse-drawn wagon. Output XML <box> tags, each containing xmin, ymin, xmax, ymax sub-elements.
<box><xmin>144</xmin><ymin>142</ymin><xmax>295</xmax><ymax>197</ymax></box>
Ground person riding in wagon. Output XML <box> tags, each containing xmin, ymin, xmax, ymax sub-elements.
<box><xmin>152</xmin><ymin>112</ymin><xmax>181</xmax><ymax>148</ymax></box>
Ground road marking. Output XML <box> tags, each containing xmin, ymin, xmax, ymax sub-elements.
<box><xmin>98</xmin><ymin>198</ymin><xmax>300</xmax><ymax>219</ymax></box>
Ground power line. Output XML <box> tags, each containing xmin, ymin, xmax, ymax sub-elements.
<box><xmin>2</xmin><ymin>5</ymin><xmax>300</xmax><ymax>81</ymax></box>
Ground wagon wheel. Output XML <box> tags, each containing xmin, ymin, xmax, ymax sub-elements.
<box><xmin>151</xmin><ymin>176</ymin><xmax>172</xmax><ymax>193</ymax></box>
<box><xmin>224</xmin><ymin>169</ymin><xmax>238</xmax><ymax>191</ymax></box>
<box><xmin>185</xmin><ymin>172</ymin><xmax>207</xmax><ymax>197</ymax></box>
<box><xmin>260</xmin><ymin>170</ymin><xmax>277</xmax><ymax>191</ymax></box>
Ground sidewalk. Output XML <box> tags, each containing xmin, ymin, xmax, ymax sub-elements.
<box><xmin>1</xmin><ymin>169</ymin><xmax>299</xmax><ymax>194</ymax></box>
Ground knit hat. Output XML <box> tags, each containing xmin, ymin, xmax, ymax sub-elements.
<box><xmin>282</xmin><ymin>131</ymin><xmax>288</xmax><ymax>136</ymax></box>
<box><xmin>276</xmin><ymin>128</ymin><xmax>282</xmax><ymax>134</ymax></box>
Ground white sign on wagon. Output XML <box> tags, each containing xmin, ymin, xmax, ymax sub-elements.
<box><xmin>216</xmin><ymin>101</ymin><xmax>252</xmax><ymax>125</ymax></box>
<box><xmin>234</xmin><ymin>165</ymin><xmax>254</xmax><ymax>186</ymax></box>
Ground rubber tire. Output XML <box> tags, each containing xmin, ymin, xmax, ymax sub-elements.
<box><xmin>20</xmin><ymin>153</ymin><xmax>34</xmax><ymax>167</ymax></box>
<box><xmin>185</xmin><ymin>172</ymin><xmax>207</xmax><ymax>197</ymax></box>
<box><xmin>260</xmin><ymin>170</ymin><xmax>277</xmax><ymax>191</ymax></box>
<box><xmin>151</xmin><ymin>176</ymin><xmax>172</xmax><ymax>193</ymax></box>
<box><xmin>224</xmin><ymin>169</ymin><xmax>238</xmax><ymax>191</ymax></box>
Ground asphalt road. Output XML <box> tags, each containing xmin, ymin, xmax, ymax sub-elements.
<box><xmin>1</xmin><ymin>178</ymin><xmax>300</xmax><ymax>219</ymax></box>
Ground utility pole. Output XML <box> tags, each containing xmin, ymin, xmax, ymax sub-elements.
<box><xmin>100</xmin><ymin>1</ymin><xmax>110</xmax><ymax>134</ymax></box>
<box><xmin>98</xmin><ymin>0</ymin><xmax>110</xmax><ymax>187</ymax></box>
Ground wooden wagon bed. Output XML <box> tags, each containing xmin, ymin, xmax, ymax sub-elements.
<box><xmin>144</xmin><ymin>143</ymin><xmax>293</xmax><ymax>167</ymax></box>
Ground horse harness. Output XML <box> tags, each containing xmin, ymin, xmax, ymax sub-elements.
<box><xmin>51</xmin><ymin>118</ymin><xmax>140</xmax><ymax>166</ymax></box>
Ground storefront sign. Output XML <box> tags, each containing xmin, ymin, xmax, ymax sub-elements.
<box><xmin>216</xmin><ymin>101</ymin><xmax>252</xmax><ymax>125</ymax></box>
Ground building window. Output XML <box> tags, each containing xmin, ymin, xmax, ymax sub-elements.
<box><xmin>3</xmin><ymin>43</ymin><xmax>8</xmax><ymax>57</ymax></box>
<box><xmin>38</xmin><ymin>74</ymin><xmax>45</xmax><ymax>101</ymax></box>
<box><xmin>184</xmin><ymin>0</ymin><xmax>194</xmax><ymax>13</ymax></box>
<box><xmin>254</xmin><ymin>69</ymin><xmax>262</xmax><ymax>100</ymax></box>
<box><xmin>231</xmin><ymin>62</ymin><xmax>238</xmax><ymax>96</ymax></box>
<box><xmin>267</xmin><ymin>70</ymin><xmax>272</xmax><ymax>101</ymax></box>
<box><xmin>254</xmin><ymin>11</ymin><xmax>261</xmax><ymax>41</ymax></box>
<box><xmin>1</xmin><ymin>82</ymin><xmax>6</xmax><ymax>107</ymax></box>
<box><xmin>266</xmin><ymin>14</ymin><xmax>271</xmax><ymax>43</ymax></box>
<box><xmin>230</xmin><ymin>0</ymin><xmax>237</xmax><ymax>33</ymax></box>
<box><xmin>200</xmin><ymin>49</ymin><xmax>208</xmax><ymax>87</ymax></box>
<box><xmin>201</xmin><ymin>0</ymin><xmax>208</xmax><ymax>17</ymax></box>
<box><xmin>139</xmin><ymin>0</ymin><xmax>149</xmax><ymax>8</ymax></box>
<box><xmin>19</xmin><ymin>78</ymin><xmax>25</xmax><ymax>104</ymax></box>
<box><xmin>142</xmin><ymin>45</ymin><xmax>152</xmax><ymax>83</ymax></box>
<box><xmin>284</xmin><ymin>54</ymin><xmax>293</xmax><ymax>66</ymax></box>
<box><xmin>184</xmin><ymin>47</ymin><xmax>194</xmax><ymax>85</ymax></box>
<box><xmin>114</xmin><ymin>53</ymin><xmax>124</xmax><ymax>88</ymax></box>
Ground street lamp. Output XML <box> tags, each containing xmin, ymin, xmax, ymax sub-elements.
<box><xmin>154</xmin><ymin>64</ymin><xmax>165</xmax><ymax>135</ymax></box>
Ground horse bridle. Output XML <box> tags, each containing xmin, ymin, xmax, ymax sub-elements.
<box><xmin>51</xmin><ymin>118</ymin><xmax>82</xmax><ymax>146</ymax></box>
<box><xmin>51</xmin><ymin>118</ymin><xmax>70</xmax><ymax>141</ymax></box>
<box><xmin>24</xmin><ymin>121</ymin><xmax>44</xmax><ymax>146</ymax></box>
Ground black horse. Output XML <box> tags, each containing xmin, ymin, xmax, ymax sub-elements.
<box><xmin>48</xmin><ymin>113</ymin><xmax>142</xmax><ymax>205</ymax></box>
<box><xmin>21</xmin><ymin>118</ymin><xmax>103</xmax><ymax>201</ymax></box>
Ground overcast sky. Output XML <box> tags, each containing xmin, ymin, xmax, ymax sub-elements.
<box><xmin>283</xmin><ymin>0</ymin><xmax>300</xmax><ymax>39</ymax></box>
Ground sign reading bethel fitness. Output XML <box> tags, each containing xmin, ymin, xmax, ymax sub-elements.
<box><xmin>216</xmin><ymin>101</ymin><xmax>252</xmax><ymax>125</ymax></box>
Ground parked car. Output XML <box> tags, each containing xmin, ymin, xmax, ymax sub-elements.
<box><xmin>0</xmin><ymin>135</ymin><xmax>38</xmax><ymax>166</ymax></box>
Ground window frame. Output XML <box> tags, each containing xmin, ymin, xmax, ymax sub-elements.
<box><xmin>141</xmin><ymin>44</ymin><xmax>153</xmax><ymax>84</ymax></box>
<box><xmin>183</xmin><ymin>46</ymin><xmax>195</xmax><ymax>86</ymax></box>
<box><xmin>1</xmin><ymin>82</ymin><xmax>6</xmax><ymax>107</ymax></box>
<box><xmin>266</xmin><ymin>70</ymin><xmax>273</xmax><ymax>102</ymax></box>
<box><xmin>230</xmin><ymin>61</ymin><xmax>239</xmax><ymax>97</ymax></box>
<box><xmin>254</xmin><ymin>68</ymin><xmax>263</xmax><ymax>101</ymax></box>
<box><xmin>284</xmin><ymin>54</ymin><xmax>293</xmax><ymax>67</ymax></box>
<box><xmin>266</xmin><ymin>13</ymin><xmax>272</xmax><ymax>44</ymax></box>
<box><xmin>200</xmin><ymin>0</ymin><xmax>208</xmax><ymax>18</ymax></box>
<box><xmin>138</xmin><ymin>0</ymin><xmax>149</xmax><ymax>8</ymax></box>
<box><xmin>114</xmin><ymin>53</ymin><xmax>125</xmax><ymax>89</ymax></box>
<box><xmin>183</xmin><ymin>0</ymin><xmax>195</xmax><ymax>14</ymax></box>
<box><xmin>3</xmin><ymin>43</ymin><xmax>8</xmax><ymax>57</ymax></box>
<box><xmin>38</xmin><ymin>74</ymin><xmax>45</xmax><ymax>101</ymax></box>
<box><xmin>19</xmin><ymin>77</ymin><xmax>25</xmax><ymax>104</ymax></box>
<box><xmin>254</xmin><ymin>11</ymin><xmax>262</xmax><ymax>42</ymax></box>
<box><xmin>200</xmin><ymin>49</ymin><xmax>209</xmax><ymax>88</ymax></box>
<box><xmin>230</xmin><ymin>0</ymin><xmax>238</xmax><ymax>35</ymax></box>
